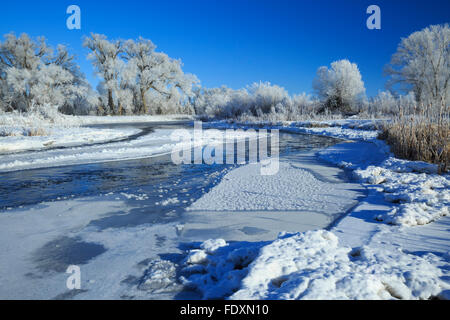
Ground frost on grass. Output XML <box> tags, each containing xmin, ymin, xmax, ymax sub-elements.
<box><xmin>354</xmin><ymin>157</ymin><xmax>450</xmax><ymax>226</ymax></box>
<box><xmin>180</xmin><ymin>231</ymin><xmax>445</xmax><ymax>300</ymax></box>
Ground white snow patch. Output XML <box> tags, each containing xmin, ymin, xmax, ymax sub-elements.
<box><xmin>181</xmin><ymin>230</ymin><xmax>446</xmax><ymax>300</ymax></box>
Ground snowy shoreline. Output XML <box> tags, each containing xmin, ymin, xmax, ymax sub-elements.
<box><xmin>0</xmin><ymin>113</ymin><xmax>193</xmax><ymax>154</ymax></box>
<box><xmin>180</xmin><ymin>119</ymin><xmax>450</xmax><ymax>300</ymax></box>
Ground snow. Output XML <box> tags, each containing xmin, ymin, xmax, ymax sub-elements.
<box><xmin>139</xmin><ymin>259</ymin><xmax>180</xmax><ymax>293</ymax></box>
<box><xmin>73</xmin><ymin>114</ymin><xmax>194</xmax><ymax>125</ymax></box>
<box><xmin>0</xmin><ymin>128</ymin><xmax>174</xmax><ymax>171</ymax></box>
<box><xmin>333</xmin><ymin>153</ymin><xmax>449</xmax><ymax>227</ymax></box>
<box><xmin>0</xmin><ymin>117</ymin><xmax>448</xmax><ymax>300</ymax></box>
<box><xmin>179</xmin><ymin>149</ymin><xmax>365</xmax><ymax>244</ymax></box>
<box><xmin>204</xmin><ymin>118</ymin><xmax>381</xmax><ymax>141</ymax></box>
<box><xmin>181</xmin><ymin>230</ymin><xmax>445</xmax><ymax>300</ymax></box>
<box><xmin>178</xmin><ymin>119</ymin><xmax>450</xmax><ymax>300</ymax></box>
<box><xmin>200</xmin><ymin>239</ymin><xmax>228</xmax><ymax>254</ymax></box>
<box><xmin>0</xmin><ymin>126</ymin><xmax>141</xmax><ymax>153</ymax></box>
<box><xmin>0</xmin><ymin>113</ymin><xmax>192</xmax><ymax>154</ymax></box>
<box><xmin>0</xmin><ymin>128</ymin><xmax>187</xmax><ymax>172</ymax></box>
<box><xmin>0</xmin><ymin>111</ymin><xmax>190</xmax><ymax>130</ymax></box>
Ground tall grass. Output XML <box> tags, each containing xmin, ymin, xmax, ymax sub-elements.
<box><xmin>379</xmin><ymin>103</ymin><xmax>449</xmax><ymax>174</ymax></box>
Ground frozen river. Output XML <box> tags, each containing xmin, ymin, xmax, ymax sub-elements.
<box><xmin>0</xmin><ymin>122</ymin><xmax>366</xmax><ymax>299</ymax></box>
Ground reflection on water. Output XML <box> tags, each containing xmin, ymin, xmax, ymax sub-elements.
<box><xmin>0</xmin><ymin>130</ymin><xmax>338</xmax><ymax>210</ymax></box>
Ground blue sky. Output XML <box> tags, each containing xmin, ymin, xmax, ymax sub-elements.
<box><xmin>1</xmin><ymin>0</ymin><xmax>449</xmax><ymax>97</ymax></box>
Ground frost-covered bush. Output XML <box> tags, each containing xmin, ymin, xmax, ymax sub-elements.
<box><xmin>367</xmin><ymin>91</ymin><xmax>417</xmax><ymax>116</ymax></box>
<box><xmin>193</xmin><ymin>82</ymin><xmax>319</xmax><ymax>121</ymax></box>
<box><xmin>247</xmin><ymin>82</ymin><xmax>289</xmax><ymax>115</ymax></box>
<box><xmin>192</xmin><ymin>86</ymin><xmax>249</xmax><ymax>118</ymax></box>
<box><xmin>313</xmin><ymin>59</ymin><xmax>366</xmax><ymax>113</ymax></box>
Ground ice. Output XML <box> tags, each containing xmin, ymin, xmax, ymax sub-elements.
<box><xmin>0</xmin><ymin>192</ymin><xmax>185</xmax><ymax>299</ymax></box>
<box><xmin>188</xmin><ymin>160</ymin><xmax>362</xmax><ymax>212</ymax></box>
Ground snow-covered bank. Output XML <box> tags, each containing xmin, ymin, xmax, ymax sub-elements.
<box><xmin>180</xmin><ymin>119</ymin><xmax>450</xmax><ymax>300</ymax></box>
<box><xmin>203</xmin><ymin>118</ymin><xmax>382</xmax><ymax>141</ymax></box>
<box><xmin>0</xmin><ymin>127</ymin><xmax>142</xmax><ymax>153</ymax></box>
<box><xmin>0</xmin><ymin>128</ymin><xmax>177</xmax><ymax>171</ymax></box>
<box><xmin>73</xmin><ymin>114</ymin><xmax>194</xmax><ymax>125</ymax></box>
<box><xmin>0</xmin><ymin>113</ymin><xmax>192</xmax><ymax>153</ymax></box>
<box><xmin>0</xmin><ymin>112</ymin><xmax>193</xmax><ymax>128</ymax></box>
<box><xmin>0</xmin><ymin>125</ymin><xmax>263</xmax><ymax>172</ymax></box>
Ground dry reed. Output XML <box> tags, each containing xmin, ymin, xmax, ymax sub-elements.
<box><xmin>379</xmin><ymin>103</ymin><xmax>449</xmax><ymax>174</ymax></box>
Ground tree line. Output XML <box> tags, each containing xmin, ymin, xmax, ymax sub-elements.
<box><xmin>0</xmin><ymin>24</ymin><xmax>448</xmax><ymax>118</ymax></box>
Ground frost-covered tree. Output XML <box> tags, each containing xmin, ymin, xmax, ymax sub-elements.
<box><xmin>84</xmin><ymin>34</ymin><xmax>198</xmax><ymax>115</ymax></box>
<box><xmin>369</xmin><ymin>91</ymin><xmax>398</xmax><ymax>115</ymax></box>
<box><xmin>83</xmin><ymin>33</ymin><xmax>125</xmax><ymax>115</ymax></box>
<box><xmin>0</xmin><ymin>33</ymin><xmax>87</xmax><ymax>113</ymax></box>
<box><xmin>290</xmin><ymin>93</ymin><xmax>319</xmax><ymax>118</ymax></box>
<box><xmin>247</xmin><ymin>81</ymin><xmax>289</xmax><ymax>115</ymax></box>
<box><xmin>124</xmin><ymin>37</ymin><xmax>198</xmax><ymax>114</ymax></box>
<box><xmin>313</xmin><ymin>59</ymin><xmax>366</xmax><ymax>113</ymax></box>
<box><xmin>192</xmin><ymin>86</ymin><xmax>233</xmax><ymax>117</ymax></box>
<box><xmin>368</xmin><ymin>91</ymin><xmax>417</xmax><ymax>116</ymax></box>
<box><xmin>385</xmin><ymin>24</ymin><xmax>450</xmax><ymax>108</ymax></box>
<box><xmin>0</xmin><ymin>77</ymin><xmax>9</xmax><ymax>112</ymax></box>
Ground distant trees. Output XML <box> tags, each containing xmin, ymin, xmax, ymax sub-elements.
<box><xmin>385</xmin><ymin>24</ymin><xmax>450</xmax><ymax>109</ymax></box>
<box><xmin>1</xmin><ymin>24</ymin><xmax>446</xmax><ymax>119</ymax></box>
<box><xmin>83</xmin><ymin>33</ymin><xmax>198</xmax><ymax>115</ymax></box>
<box><xmin>313</xmin><ymin>59</ymin><xmax>366</xmax><ymax>113</ymax></box>
<box><xmin>192</xmin><ymin>82</ymin><xmax>318</xmax><ymax>120</ymax></box>
<box><xmin>367</xmin><ymin>91</ymin><xmax>416</xmax><ymax>116</ymax></box>
<box><xmin>0</xmin><ymin>33</ymin><xmax>88</xmax><ymax>114</ymax></box>
<box><xmin>193</xmin><ymin>60</ymin><xmax>367</xmax><ymax>120</ymax></box>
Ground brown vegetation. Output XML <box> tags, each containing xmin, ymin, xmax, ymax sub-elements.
<box><xmin>379</xmin><ymin>104</ymin><xmax>449</xmax><ymax>174</ymax></box>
